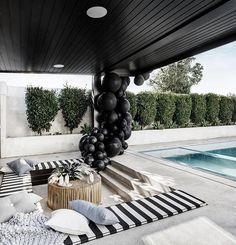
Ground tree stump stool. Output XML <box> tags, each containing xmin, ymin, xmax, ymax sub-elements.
<box><xmin>47</xmin><ymin>174</ymin><xmax>101</xmax><ymax>210</ymax></box>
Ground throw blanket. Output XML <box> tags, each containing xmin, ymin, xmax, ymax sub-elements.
<box><xmin>0</xmin><ymin>212</ymin><xmax>67</xmax><ymax>245</ymax></box>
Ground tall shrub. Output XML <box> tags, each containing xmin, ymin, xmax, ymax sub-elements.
<box><xmin>205</xmin><ymin>93</ymin><xmax>220</xmax><ymax>125</ymax></box>
<box><xmin>190</xmin><ymin>93</ymin><xmax>206</xmax><ymax>125</ymax></box>
<box><xmin>59</xmin><ymin>85</ymin><xmax>88</xmax><ymax>133</ymax></box>
<box><xmin>135</xmin><ymin>92</ymin><xmax>156</xmax><ymax>128</ymax></box>
<box><xmin>173</xmin><ymin>94</ymin><xmax>192</xmax><ymax>127</ymax></box>
<box><xmin>156</xmin><ymin>93</ymin><xmax>175</xmax><ymax>127</ymax></box>
<box><xmin>231</xmin><ymin>95</ymin><xmax>236</xmax><ymax>123</ymax></box>
<box><xmin>126</xmin><ymin>91</ymin><xmax>137</xmax><ymax>119</ymax></box>
<box><xmin>25</xmin><ymin>87</ymin><xmax>58</xmax><ymax>135</ymax></box>
<box><xmin>219</xmin><ymin>96</ymin><xmax>233</xmax><ymax>124</ymax></box>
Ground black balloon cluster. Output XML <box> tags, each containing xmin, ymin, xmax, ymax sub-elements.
<box><xmin>79</xmin><ymin>73</ymin><xmax>132</xmax><ymax>171</ymax></box>
<box><xmin>79</xmin><ymin>72</ymin><xmax>150</xmax><ymax>171</ymax></box>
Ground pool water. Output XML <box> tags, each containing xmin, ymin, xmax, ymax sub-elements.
<box><xmin>166</xmin><ymin>152</ymin><xmax>236</xmax><ymax>181</ymax></box>
<box><xmin>142</xmin><ymin>146</ymin><xmax>236</xmax><ymax>181</ymax></box>
<box><xmin>207</xmin><ymin>147</ymin><xmax>236</xmax><ymax>157</ymax></box>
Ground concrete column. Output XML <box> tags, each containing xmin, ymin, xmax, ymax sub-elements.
<box><xmin>92</xmin><ymin>74</ymin><xmax>101</xmax><ymax>128</ymax></box>
<box><xmin>0</xmin><ymin>82</ymin><xmax>7</xmax><ymax>158</ymax></box>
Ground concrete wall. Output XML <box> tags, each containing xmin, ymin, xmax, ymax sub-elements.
<box><xmin>127</xmin><ymin>126</ymin><xmax>236</xmax><ymax>145</ymax></box>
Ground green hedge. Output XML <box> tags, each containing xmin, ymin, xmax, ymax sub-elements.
<box><xmin>155</xmin><ymin>93</ymin><xmax>175</xmax><ymax>127</ymax></box>
<box><xmin>219</xmin><ymin>96</ymin><xmax>234</xmax><ymax>124</ymax></box>
<box><xmin>174</xmin><ymin>94</ymin><xmax>192</xmax><ymax>127</ymax></box>
<box><xmin>190</xmin><ymin>93</ymin><xmax>206</xmax><ymax>125</ymax></box>
<box><xmin>205</xmin><ymin>93</ymin><xmax>220</xmax><ymax>125</ymax></box>
<box><xmin>231</xmin><ymin>95</ymin><xmax>236</xmax><ymax>122</ymax></box>
<box><xmin>59</xmin><ymin>85</ymin><xmax>88</xmax><ymax>133</ymax></box>
<box><xmin>135</xmin><ymin>92</ymin><xmax>156</xmax><ymax>128</ymax></box>
<box><xmin>126</xmin><ymin>91</ymin><xmax>137</xmax><ymax>119</ymax></box>
<box><xmin>25</xmin><ymin>87</ymin><xmax>58</xmax><ymax>135</ymax></box>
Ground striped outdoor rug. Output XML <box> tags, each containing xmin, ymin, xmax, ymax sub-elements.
<box><xmin>64</xmin><ymin>189</ymin><xmax>207</xmax><ymax>245</ymax></box>
<box><xmin>0</xmin><ymin>159</ymin><xmax>83</xmax><ymax>197</ymax></box>
<box><xmin>0</xmin><ymin>172</ymin><xmax>33</xmax><ymax>198</ymax></box>
<box><xmin>34</xmin><ymin>158</ymin><xmax>83</xmax><ymax>170</ymax></box>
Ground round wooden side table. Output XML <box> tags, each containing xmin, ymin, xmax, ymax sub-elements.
<box><xmin>47</xmin><ymin>174</ymin><xmax>101</xmax><ymax>210</ymax></box>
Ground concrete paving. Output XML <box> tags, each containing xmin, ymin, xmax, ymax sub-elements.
<box><xmin>1</xmin><ymin>137</ymin><xmax>236</xmax><ymax>245</ymax></box>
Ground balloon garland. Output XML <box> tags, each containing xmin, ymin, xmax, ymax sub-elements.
<box><xmin>79</xmin><ymin>72</ymin><xmax>149</xmax><ymax>171</ymax></box>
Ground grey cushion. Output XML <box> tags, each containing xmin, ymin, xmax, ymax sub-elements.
<box><xmin>7</xmin><ymin>158</ymin><xmax>33</xmax><ymax>176</ymax></box>
<box><xmin>24</xmin><ymin>158</ymin><xmax>39</xmax><ymax>168</ymax></box>
<box><xmin>69</xmin><ymin>200</ymin><xmax>119</xmax><ymax>225</ymax></box>
<box><xmin>0</xmin><ymin>197</ymin><xmax>16</xmax><ymax>223</ymax></box>
<box><xmin>9</xmin><ymin>191</ymin><xmax>36</xmax><ymax>213</ymax></box>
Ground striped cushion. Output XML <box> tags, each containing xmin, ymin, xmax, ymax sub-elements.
<box><xmin>64</xmin><ymin>190</ymin><xmax>207</xmax><ymax>244</ymax></box>
<box><xmin>34</xmin><ymin>159</ymin><xmax>83</xmax><ymax>170</ymax></box>
<box><xmin>0</xmin><ymin>172</ymin><xmax>32</xmax><ymax>198</ymax></box>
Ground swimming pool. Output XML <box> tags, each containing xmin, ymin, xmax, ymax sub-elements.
<box><xmin>142</xmin><ymin>145</ymin><xmax>236</xmax><ymax>181</ymax></box>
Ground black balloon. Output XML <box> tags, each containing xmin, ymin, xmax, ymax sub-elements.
<box><xmin>119</xmin><ymin>148</ymin><xmax>124</xmax><ymax>155</ymax></box>
<box><xmin>96</xmin><ymin>133</ymin><xmax>105</xmax><ymax>142</ymax></box>
<box><xmin>105</xmin><ymin>137</ymin><xmax>122</xmax><ymax>157</ymax></box>
<box><xmin>118</xmin><ymin>98</ymin><xmax>130</xmax><ymax>113</ymax></box>
<box><xmin>124</xmin><ymin>127</ymin><xmax>132</xmax><ymax>140</ymax></box>
<box><xmin>122</xmin><ymin>141</ymin><xmax>128</xmax><ymax>150</ymax></box>
<box><xmin>84</xmin><ymin>155</ymin><xmax>95</xmax><ymax>165</ymax></box>
<box><xmin>115</xmin><ymin>89</ymin><xmax>124</xmax><ymax>98</ymax></box>
<box><xmin>96</xmin><ymin>160</ymin><xmax>106</xmax><ymax>171</ymax></box>
<box><xmin>101</xmin><ymin>73</ymin><xmax>122</xmax><ymax>92</ymax></box>
<box><xmin>124</xmin><ymin>112</ymin><xmax>132</xmax><ymax>124</ymax></box>
<box><xmin>92</xmin><ymin>127</ymin><xmax>99</xmax><ymax>134</ymax></box>
<box><xmin>134</xmin><ymin>74</ymin><xmax>144</xmax><ymax>86</ymax></box>
<box><xmin>93</xmin><ymin>94</ymin><xmax>100</xmax><ymax>111</ymax></box>
<box><xmin>89</xmin><ymin>136</ymin><xmax>97</xmax><ymax>144</ymax></box>
<box><xmin>107</xmin><ymin>111</ymin><xmax>118</xmax><ymax>124</ymax></box>
<box><xmin>88</xmin><ymin>144</ymin><xmax>95</xmax><ymax>153</ymax></box>
<box><xmin>97</xmin><ymin>92</ymin><xmax>117</xmax><ymax>111</ymax></box>
<box><xmin>117</xmin><ymin>130</ymin><xmax>125</xmax><ymax>140</ymax></box>
<box><xmin>79</xmin><ymin>135</ymin><xmax>88</xmax><ymax>151</ymax></box>
<box><xmin>100</xmin><ymin>128</ymin><xmax>108</xmax><ymax>136</ymax></box>
<box><xmin>142</xmin><ymin>73</ymin><xmax>150</xmax><ymax>80</ymax></box>
<box><xmin>103</xmin><ymin>157</ymin><xmax>110</xmax><ymax>166</ymax></box>
<box><xmin>120</xmin><ymin>78</ymin><xmax>128</xmax><ymax>91</ymax></box>
<box><xmin>121</xmin><ymin>119</ymin><xmax>128</xmax><ymax>128</ymax></box>
<box><xmin>96</xmin><ymin>142</ymin><xmax>105</xmax><ymax>151</ymax></box>
<box><xmin>95</xmin><ymin>151</ymin><xmax>104</xmax><ymax>160</ymax></box>
<box><xmin>122</xmin><ymin>76</ymin><xmax>130</xmax><ymax>86</ymax></box>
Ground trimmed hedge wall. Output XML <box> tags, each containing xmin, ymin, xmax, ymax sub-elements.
<box><xmin>190</xmin><ymin>93</ymin><xmax>206</xmax><ymax>125</ymax></box>
<box><xmin>219</xmin><ymin>96</ymin><xmax>234</xmax><ymax>124</ymax></box>
<box><xmin>135</xmin><ymin>92</ymin><xmax>156</xmax><ymax>128</ymax></box>
<box><xmin>133</xmin><ymin>91</ymin><xmax>235</xmax><ymax>129</ymax></box>
<box><xmin>126</xmin><ymin>91</ymin><xmax>137</xmax><ymax>119</ymax></box>
<box><xmin>173</xmin><ymin>94</ymin><xmax>192</xmax><ymax>127</ymax></box>
<box><xmin>156</xmin><ymin>93</ymin><xmax>175</xmax><ymax>127</ymax></box>
<box><xmin>232</xmin><ymin>95</ymin><xmax>236</xmax><ymax>123</ymax></box>
<box><xmin>205</xmin><ymin>93</ymin><xmax>220</xmax><ymax>125</ymax></box>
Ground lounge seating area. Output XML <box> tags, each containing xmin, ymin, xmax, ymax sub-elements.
<box><xmin>0</xmin><ymin>156</ymin><xmax>208</xmax><ymax>244</ymax></box>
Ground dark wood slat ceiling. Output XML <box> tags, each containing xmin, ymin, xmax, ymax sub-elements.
<box><xmin>0</xmin><ymin>0</ymin><xmax>235</xmax><ymax>75</ymax></box>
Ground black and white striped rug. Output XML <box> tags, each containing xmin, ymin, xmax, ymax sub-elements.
<box><xmin>0</xmin><ymin>172</ymin><xmax>33</xmax><ymax>198</ymax></box>
<box><xmin>34</xmin><ymin>158</ymin><xmax>83</xmax><ymax>170</ymax></box>
<box><xmin>0</xmin><ymin>159</ymin><xmax>83</xmax><ymax>197</ymax></box>
<box><xmin>64</xmin><ymin>189</ymin><xmax>207</xmax><ymax>245</ymax></box>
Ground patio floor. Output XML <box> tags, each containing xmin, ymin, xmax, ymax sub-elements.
<box><xmin>1</xmin><ymin>137</ymin><xmax>236</xmax><ymax>244</ymax></box>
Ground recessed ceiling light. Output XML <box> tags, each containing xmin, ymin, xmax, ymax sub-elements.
<box><xmin>53</xmin><ymin>64</ymin><xmax>64</xmax><ymax>68</ymax></box>
<box><xmin>87</xmin><ymin>6</ymin><xmax>107</xmax><ymax>18</ymax></box>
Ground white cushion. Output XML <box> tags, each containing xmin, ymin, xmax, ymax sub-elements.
<box><xmin>29</xmin><ymin>193</ymin><xmax>43</xmax><ymax>204</ymax></box>
<box><xmin>0</xmin><ymin>197</ymin><xmax>16</xmax><ymax>223</ymax></box>
<box><xmin>0</xmin><ymin>165</ymin><xmax>13</xmax><ymax>173</ymax></box>
<box><xmin>9</xmin><ymin>191</ymin><xmax>36</xmax><ymax>213</ymax></box>
<box><xmin>45</xmin><ymin>209</ymin><xmax>92</xmax><ymax>235</ymax></box>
